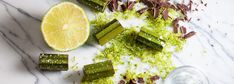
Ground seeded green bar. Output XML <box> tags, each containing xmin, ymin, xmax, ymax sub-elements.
<box><xmin>78</xmin><ymin>0</ymin><xmax>110</xmax><ymax>12</ymax></box>
<box><xmin>137</xmin><ymin>29</ymin><xmax>165</xmax><ymax>51</ymax></box>
<box><xmin>139</xmin><ymin>32</ymin><xmax>164</xmax><ymax>46</ymax></box>
<box><xmin>39</xmin><ymin>54</ymin><xmax>68</xmax><ymax>71</ymax></box>
<box><xmin>95</xmin><ymin>19</ymin><xmax>124</xmax><ymax>45</ymax></box>
<box><xmin>82</xmin><ymin>60</ymin><xmax>115</xmax><ymax>81</ymax></box>
<box><xmin>141</xmin><ymin>28</ymin><xmax>159</xmax><ymax>37</ymax></box>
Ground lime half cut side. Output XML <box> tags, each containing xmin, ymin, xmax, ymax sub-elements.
<box><xmin>41</xmin><ymin>2</ymin><xmax>90</xmax><ymax>51</ymax></box>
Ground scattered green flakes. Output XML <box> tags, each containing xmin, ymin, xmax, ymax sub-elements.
<box><xmin>124</xmin><ymin>69</ymin><xmax>137</xmax><ymax>81</ymax></box>
<box><xmin>137</xmin><ymin>72</ymin><xmax>152</xmax><ymax>78</ymax></box>
<box><xmin>81</xmin><ymin>77</ymin><xmax>114</xmax><ymax>84</ymax></box>
<box><xmin>78</xmin><ymin>0</ymin><xmax>110</xmax><ymax>12</ymax></box>
<box><xmin>91</xmin><ymin>6</ymin><xmax>185</xmax><ymax>82</ymax></box>
<box><xmin>91</xmin><ymin>13</ymin><xmax>114</xmax><ymax>31</ymax></box>
<box><xmin>71</xmin><ymin>56</ymin><xmax>78</xmax><ymax>62</ymax></box>
<box><xmin>123</xmin><ymin>69</ymin><xmax>161</xmax><ymax>84</ymax></box>
<box><xmin>113</xmin><ymin>10</ymin><xmax>142</xmax><ymax>20</ymax></box>
<box><xmin>168</xmin><ymin>8</ymin><xmax>183</xmax><ymax>19</ymax></box>
<box><xmin>91</xmin><ymin>10</ymin><xmax>144</xmax><ymax>31</ymax></box>
<box><xmin>143</xmin><ymin>10</ymin><xmax>186</xmax><ymax>51</ymax></box>
<box><xmin>70</xmin><ymin>57</ymin><xmax>79</xmax><ymax>71</ymax></box>
<box><xmin>95</xmin><ymin>29</ymin><xmax>177</xmax><ymax>78</ymax></box>
<box><xmin>70</xmin><ymin>63</ymin><xmax>79</xmax><ymax>71</ymax></box>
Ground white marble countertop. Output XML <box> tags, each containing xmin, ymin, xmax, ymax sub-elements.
<box><xmin>0</xmin><ymin>0</ymin><xmax>234</xmax><ymax>84</ymax></box>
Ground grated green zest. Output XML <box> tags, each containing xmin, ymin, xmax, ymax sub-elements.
<box><xmin>91</xmin><ymin>8</ymin><xmax>185</xmax><ymax>83</ymax></box>
<box><xmin>81</xmin><ymin>77</ymin><xmax>114</xmax><ymax>84</ymax></box>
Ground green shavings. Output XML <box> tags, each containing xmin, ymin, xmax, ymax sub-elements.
<box><xmin>123</xmin><ymin>70</ymin><xmax>161</xmax><ymax>84</ymax></box>
<box><xmin>70</xmin><ymin>64</ymin><xmax>79</xmax><ymax>71</ymax></box>
<box><xmin>81</xmin><ymin>77</ymin><xmax>114</xmax><ymax>84</ymax></box>
<box><xmin>91</xmin><ymin>9</ymin><xmax>144</xmax><ymax>31</ymax></box>
<box><xmin>70</xmin><ymin>57</ymin><xmax>79</xmax><ymax>71</ymax></box>
<box><xmin>124</xmin><ymin>69</ymin><xmax>138</xmax><ymax>80</ymax></box>
<box><xmin>94</xmin><ymin>29</ymin><xmax>178</xmax><ymax>78</ymax></box>
<box><xmin>91</xmin><ymin>5</ymin><xmax>185</xmax><ymax>83</ymax></box>
<box><xmin>78</xmin><ymin>0</ymin><xmax>110</xmax><ymax>12</ymax></box>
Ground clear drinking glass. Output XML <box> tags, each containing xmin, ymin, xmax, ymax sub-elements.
<box><xmin>164</xmin><ymin>66</ymin><xmax>209</xmax><ymax>84</ymax></box>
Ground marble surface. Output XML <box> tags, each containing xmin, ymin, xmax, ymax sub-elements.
<box><xmin>0</xmin><ymin>0</ymin><xmax>234</xmax><ymax>84</ymax></box>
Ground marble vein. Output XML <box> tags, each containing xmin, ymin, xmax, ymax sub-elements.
<box><xmin>0</xmin><ymin>25</ymin><xmax>20</xmax><ymax>38</ymax></box>
<box><xmin>190</xmin><ymin>22</ymin><xmax>234</xmax><ymax>61</ymax></box>
<box><xmin>0</xmin><ymin>2</ymin><xmax>55</xmax><ymax>84</ymax></box>
<box><xmin>201</xmin><ymin>13</ymin><xmax>234</xmax><ymax>44</ymax></box>
<box><xmin>215</xmin><ymin>29</ymin><xmax>234</xmax><ymax>44</ymax></box>
<box><xmin>173</xmin><ymin>54</ymin><xmax>185</xmax><ymax>65</ymax></box>
<box><xmin>0</xmin><ymin>31</ymin><xmax>39</xmax><ymax>84</ymax></box>
<box><xmin>1</xmin><ymin>1</ymin><xmax>44</xmax><ymax>52</ymax></box>
<box><xmin>0</xmin><ymin>0</ymin><xmax>42</xmax><ymax>22</ymax></box>
<box><xmin>0</xmin><ymin>30</ymin><xmax>55</xmax><ymax>84</ymax></box>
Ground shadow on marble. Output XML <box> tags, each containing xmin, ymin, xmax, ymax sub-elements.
<box><xmin>63</xmin><ymin>70</ymin><xmax>83</xmax><ymax>83</ymax></box>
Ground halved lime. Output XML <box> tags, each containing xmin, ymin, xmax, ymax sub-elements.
<box><xmin>41</xmin><ymin>2</ymin><xmax>89</xmax><ymax>51</ymax></box>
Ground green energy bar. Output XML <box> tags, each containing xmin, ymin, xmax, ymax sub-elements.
<box><xmin>137</xmin><ymin>28</ymin><xmax>165</xmax><ymax>51</ymax></box>
<box><xmin>95</xmin><ymin>19</ymin><xmax>124</xmax><ymax>45</ymax></box>
<box><xmin>78</xmin><ymin>0</ymin><xmax>110</xmax><ymax>12</ymax></box>
<box><xmin>82</xmin><ymin>60</ymin><xmax>115</xmax><ymax>81</ymax></box>
<box><xmin>39</xmin><ymin>54</ymin><xmax>68</xmax><ymax>71</ymax></box>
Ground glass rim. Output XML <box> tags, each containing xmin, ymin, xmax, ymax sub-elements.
<box><xmin>164</xmin><ymin>65</ymin><xmax>210</xmax><ymax>84</ymax></box>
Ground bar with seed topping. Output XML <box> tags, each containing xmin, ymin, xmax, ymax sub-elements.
<box><xmin>39</xmin><ymin>54</ymin><xmax>68</xmax><ymax>71</ymax></box>
<box><xmin>137</xmin><ymin>28</ymin><xmax>165</xmax><ymax>51</ymax></box>
<box><xmin>82</xmin><ymin>60</ymin><xmax>115</xmax><ymax>81</ymax></box>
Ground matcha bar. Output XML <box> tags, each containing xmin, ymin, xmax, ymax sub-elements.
<box><xmin>96</xmin><ymin>19</ymin><xmax>120</xmax><ymax>39</ymax></box>
<box><xmin>78</xmin><ymin>0</ymin><xmax>110</xmax><ymax>12</ymax></box>
<box><xmin>39</xmin><ymin>54</ymin><xmax>68</xmax><ymax>71</ymax></box>
<box><xmin>137</xmin><ymin>28</ymin><xmax>165</xmax><ymax>51</ymax></box>
<box><xmin>95</xmin><ymin>19</ymin><xmax>124</xmax><ymax>45</ymax></box>
<box><xmin>82</xmin><ymin>60</ymin><xmax>115</xmax><ymax>81</ymax></box>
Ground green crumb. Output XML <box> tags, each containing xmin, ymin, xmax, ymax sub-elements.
<box><xmin>91</xmin><ymin>6</ymin><xmax>185</xmax><ymax>83</ymax></box>
<box><xmin>124</xmin><ymin>69</ymin><xmax>137</xmax><ymax>81</ymax></box>
<box><xmin>78</xmin><ymin>0</ymin><xmax>110</xmax><ymax>12</ymax></box>
<box><xmin>70</xmin><ymin>64</ymin><xmax>79</xmax><ymax>71</ymax></box>
<box><xmin>71</xmin><ymin>57</ymin><xmax>78</xmax><ymax>62</ymax></box>
<box><xmin>81</xmin><ymin>77</ymin><xmax>114</xmax><ymax>84</ymax></box>
<box><xmin>71</xmin><ymin>57</ymin><xmax>79</xmax><ymax>71</ymax></box>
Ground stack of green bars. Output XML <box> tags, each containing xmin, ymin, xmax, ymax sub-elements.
<box><xmin>39</xmin><ymin>54</ymin><xmax>68</xmax><ymax>71</ymax></box>
<box><xmin>82</xmin><ymin>60</ymin><xmax>115</xmax><ymax>82</ymax></box>
<box><xmin>78</xmin><ymin>0</ymin><xmax>110</xmax><ymax>12</ymax></box>
<box><xmin>95</xmin><ymin>19</ymin><xmax>125</xmax><ymax>45</ymax></box>
<box><xmin>137</xmin><ymin>28</ymin><xmax>165</xmax><ymax>51</ymax></box>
